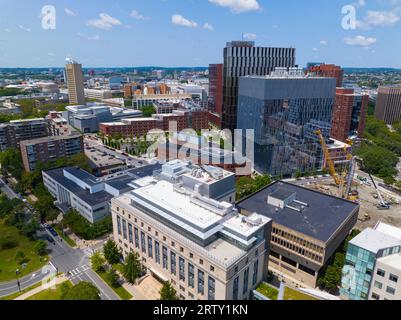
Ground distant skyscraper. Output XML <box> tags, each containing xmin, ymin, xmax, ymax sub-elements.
<box><xmin>237</xmin><ymin>68</ymin><xmax>336</xmax><ymax>177</ymax></box>
<box><xmin>375</xmin><ymin>85</ymin><xmax>401</xmax><ymax>125</ymax></box>
<box><xmin>331</xmin><ymin>88</ymin><xmax>369</xmax><ymax>142</ymax></box>
<box><xmin>308</xmin><ymin>63</ymin><xmax>344</xmax><ymax>87</ymax></box>
<box><xmin>65</xmin><ymin>59</ymin><xmax>85</xmax><ymax>105</ymax></box>
<box><xmin>222</xmin><ymin>41</ymin><xmax>296</xmax><ymax>131</ymax></box>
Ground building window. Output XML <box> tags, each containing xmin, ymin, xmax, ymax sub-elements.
<box><xmin>243</xmin><ymin>268</ymin><xmax>249</xmax><ymax>295</ymax></box>
<box><xmin>390</xmin><ymin>274</ymin><xmax>399</xmax><ymax>283</ymax></box>
<box><xmin>208</xmin><ymin>276</ymin><xmax>216</xmax><ymax>300</ymax></box>
<box><xmin>374</xmin><ymin>281</ymin><xmax>383</xmax><ymax>289</ymax></box>
<box><xmin>233</xmin><ymin>277</ymin><xmax>239</xmax><ymax>301</ymax></box>
<box><xmin>179</xmin><ymin>257</ymin><xmax>185</xmax><ymax>282</ymax></box>
<box><xmin>128</xmin><ymin>223</ymin><xmax>133</xmax><ymax>244</ymax></box>
<box><xmin>198</xmin><ymin>270</ymin><xmax>204</xmax><ymax>295</ymax></box>
<box><xmin>377</xmin><ymin>269</ymin><xmax>385</xmax><ymax>277</ymax></box>
<box><xmin>122</xmin><ymin>219</ymin><xmax>127</xmax><ymax>240</ymax></box>
<box><xmin>210</xmin><ymin>266</ymin><xmax>215</xmax><ymax>272</ymax></box>
<box><xmin>386</xmin><ymin>287</ymin><xmax>396</xmax><ymax>295</ymax></box>
<box><xmin>252</xmin><ymin>260</ymin><xmax>259</xmax><ymax>286</ymax></box>
<box><xmin>162</xmin><ymin>246</ymin><xmax>168</xmax><ymax>270</ymax></box>
<box><xmin>141</xmin><ymin>232</ymin><xmax>146</xmax><ymax>254</ymax></box>
<box><xmin>148</xmin><ymin>236</ymin><xmax>153</xmax><ymax>258</ymax></box>
<box><xmin>117</xmin><ymin>216</ymin><xmax>122</xmax><ymax>235</ymax></box>
<box><xmin>188</xmin><ymin>263</ymin><xmax>195</xmax><ymax>288</ymax></box>
<box><xmin>371</xmin><ymin>293</ymin><xmax>380</xmax><ymax>300</ymax></box>
<box><xmin>170</xmin><ymin>252</ymin><xmax>176</xmax><ymax>275</ymax></box>
<box><xmin>155</xmin><ymin>241</ymin><xmax>160</xmax><ymax>264</ymax></box>
<box><xmin>134</xmin><ymin>227</ymin><xmax>139</xmax><ymax>249</ymax></box>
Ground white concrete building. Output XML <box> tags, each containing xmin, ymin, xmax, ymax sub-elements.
<box><xmin>112</xmin><ymin>160</ymin><xmax>272</xmax><ymax>300</ymax></box>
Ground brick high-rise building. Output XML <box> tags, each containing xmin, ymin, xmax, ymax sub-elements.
<box><xmin>222</xmin><ymin>41</ymin><xmax>296</xmax><ymax>131</ymax></box>
<box><xmin>375</xmin><ymin>85</ymin><xmax>401</xmax><ymax>125</ymax></box>
<box><xmin>308</xmin><ymin>64</ymin><xmax>344</xmax><ymax>87</ymax></box>
<box><xmin>65</xmin><ymin>60</ymin><xmax>85</xmax><ymax>105</ymax></box>
<box><xmin>208</xmin><ymin>64</ymin><xmax>223</xmax><ymax>125</ymax></box>
<box><xmin>331</xmin><ymin>88</ymin><xmax>369</xmax><ymax>142</ymax></box>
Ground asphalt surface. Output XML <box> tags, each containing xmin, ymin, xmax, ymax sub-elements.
<box><xmin>84</xmin><ymin>136</ymin><xmax>149</xmax><ymax>168</ymax></box>
<box><xmin>0</xmin><ymin>177</ymin><xmax>120</xmax><ymax>300</ymax></box>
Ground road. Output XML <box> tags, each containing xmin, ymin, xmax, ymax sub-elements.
<box><xmin>0</xmin><ymin>178</ymin><xmax>120</xmax><ymax>300</ymax></box>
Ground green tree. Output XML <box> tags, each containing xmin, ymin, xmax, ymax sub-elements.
<box><xmin>122</xmin><ymin>252</ymin><xmax>143</xmax><ymax>284</ymax></box>
<box><xmin>159</xmin><ymin>281</ymin><xmax>178</xmax><ymax>300</ymax></box>
<box><xmin>33</xmin><ymin>240</ymin><xmax>47</xmax><ymax>256</ymax></box>
<box><xmin>103</xmin><ymin>240</ymin><xmax>121</xmax><ymax>265</ymax></box>
<box><xmin>61</xmin><ymin>281</ymin><xmax>101</xmax><ymax>300</ymax></box>
<box><xmin>106</xmin><ymin>268</ymin><xmax>120</xmax><ymax>288</ymax></box>
<box><xmin>15</xmin><ymin>251</ymin><xmax>26</xmax><ymax>264</ymax></box>
<box><xmin>21</xmin><ymin>220</ymin><xmax>40</xmax><ymax>240</ymax></box>
<box><xmin>91</xmin><ymin>251</ymin><xmax>106</xmax><ymax>273</ymax></box>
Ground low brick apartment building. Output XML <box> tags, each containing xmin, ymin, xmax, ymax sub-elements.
<box><xmin>20</xmin><ymin>133</ymin><xmax>84</xmax><ymax>171</ymax></box>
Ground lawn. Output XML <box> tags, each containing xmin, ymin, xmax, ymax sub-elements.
<box><xmin>284</xmin><ymin>287</ymin><xmax>319</xmax><ymax>301</ymax></box>
<box><xmin>97</xmin><ymin>269</ymin><xmax>132</xmax><ymax>300</ymax></box>
<box><xmin>256</xmin><ymin>283</ymin><xmax>279</xmax><ymax>300</ymax></box>
<box><xmin>54</xmin><ymin>226</ymin><xmax>77</xmax><ymax>248</ymax></box>
<box><xmin>0</xmin><ymin>220</ymin><xmax>48</xmax><ymax>282</ymax></box>
<box><xmin>27</xmin><ymin>281</ymin><xmax>73</xmax><ymax>300</ymax></box>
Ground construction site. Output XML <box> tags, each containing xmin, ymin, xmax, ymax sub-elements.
<box><xmin>291</xmin><ymin>130</ymin><xmax>401</xmax><ymax>230</ymax></box>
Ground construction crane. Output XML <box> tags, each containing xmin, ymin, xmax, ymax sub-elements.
<box><xmin>315</xmin><ymin>130</ymin><xmax>357</xmax><ymax>201</ymax></box>
<box><xmin>368</xmin><ymin>173</ymin><xmax>391</xmax><ymax>210</ymax></box>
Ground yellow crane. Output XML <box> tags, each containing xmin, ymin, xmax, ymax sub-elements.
<box><xmin>315</xmin><ymin>130</ymin><xmax>357</xmax><ymax>201</ymax></box>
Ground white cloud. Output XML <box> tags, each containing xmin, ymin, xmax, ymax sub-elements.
<box><xmin>77</xmin><ymin>33</ymin><xmax>101</xmax><ymax>41</ymax></box>
<box><xmin>357</xmin><ymin>9</ymin><xmax>401</xmax><ymax>29</ymax></box>
<box><xmin>87</xmin><ymin>13</ymin><xmax>122</xmax><ymax>30</ymax></box>
<box><xmin>320</xmin><ymin>40</ymin><xmax>328</xmax><ymax>45</ymax></box>
<box><xmin>209</xmin><ymin>0</ymin><xmax>261</xmax><ymax>13</ymax></box>
<box><xmin>313</xmin><ymin>47</ymin><xmax>319</xmax><ymax>52</ymax></box>
<box><xmin>130</xmin><ymin>10</ymin><xmax>149</xmax><ymax>20</ymax></box>
<box><xmin>344</xmin><ymin>35</ymin><xmax>377</xmax><ymax>46</ymax></box>
<box><xmin>48</xmin><ymin>52</ymin><xmax>55</xmax><ymax>56</ymax></box>
<box><xmin>18</xmin><ymin>25</ymin><xmax>31</xmax><ymax>32</ymax></box>
<box><xmin>64</xmin><ymin>8</ymin><xmax>77</xmax><ymax>16</ymax></box>
<box><xmin>353</xmin><ymin>0</ymin><xmax>366</xmax><ymax>7</ymax></box>
<box><xmin>171</xmin><ymin>15</ymin><xmax>198</xmax><ymax>28</ymax></box>
<box><xmin>243</xmin><ymin>32</ymin><xmax>257</xmax><ymax>40</ymax></box>
<box><xmin>203</xmin><ymin>22</ymin><xmax>214</xmax><ymax>31</ymax></box>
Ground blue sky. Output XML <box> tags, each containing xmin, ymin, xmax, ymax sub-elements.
<box><xmin>0</xmin><ymin>0</ymin><xmax>400</xmax><ymax>68</ymax></box>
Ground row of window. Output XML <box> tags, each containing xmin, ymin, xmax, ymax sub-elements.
<box><xmin>271</xmin><ymin>236</ymin><xmax>323</xmax><ymax>264</ymax></box>
<box><xmin>376</xmin><ymin>269</ymin><xmax>399</xmax><ymax>283</ymax></box>
<box><xmin>272</xmin><ymin>227</ymin><xmax>324</xmax><ymax>254</ymax></box>
<box><xmin>115</xmin><ymin>209</ymin><xmax>218</xmax><ymax>273</ymax></box>
<box><xmin>117</xmin><ymin>215</ymin><xmax>216</xmax><ymax>299</ymax></box>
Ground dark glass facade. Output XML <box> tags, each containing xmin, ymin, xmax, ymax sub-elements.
<box><xmin>237</xmin><ymin>75</ymin><xmax>336</xmax><ymax>176</ymax></box>
<box><xmin>222</xmin><ymin>41</ymin><xmax>296</xmax><ymax>131</ymax></box>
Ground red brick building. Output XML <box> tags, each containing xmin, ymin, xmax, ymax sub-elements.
<box><xmin>309</xmin><ymin>64</ymin><xmax>344</xmax><ymax>87</ymax></box>
<box><xmin>331</xmin><ymin>88</ymin><xmax>369</xmax><ymax>142</ymax></box>
<box><xmin>208</xmin><ymin>64</ymin><xmax>223</xmax><ymax>127</ymax></box>
<box><xmin>99</xmin><ymin>110</ymin><xmax>209</xmax><ymax>138</ymax></box>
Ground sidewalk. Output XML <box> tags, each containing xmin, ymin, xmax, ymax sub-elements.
<box><xmin>14</xmin><ymin>275</ymin><xmax>68</xmax><ymax>300</ymax></box>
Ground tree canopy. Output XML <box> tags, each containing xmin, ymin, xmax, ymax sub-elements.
<box><xmin>61</xmin><ymin>281</ymin><xmax>101</xmax><ymax>300</ymax></box>
<box><xmin>159</xmin><ymin>282</ymin><xmax>179</xmax><ymax>300</ymax></box>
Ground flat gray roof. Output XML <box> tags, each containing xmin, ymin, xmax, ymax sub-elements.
<box><xmin>237</xmin><ymin>181</ymin><xmax>359</xmax><ymax>242</ymax></box>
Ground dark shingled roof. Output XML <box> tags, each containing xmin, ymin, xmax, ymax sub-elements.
<box><xmin>44</xmin><ymin>168</ymin><xmax>113</xmax><ymax>206</ymax></box>
<box><xmin>237</xmin><ymin>181</ymin><xmax>359</xmax><ymax>243</ymax></box>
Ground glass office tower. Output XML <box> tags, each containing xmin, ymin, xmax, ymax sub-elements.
<box><xmin>237</xmin><ymin>68</ymin><xmax>336</xmax><ymax>177</ymax></box>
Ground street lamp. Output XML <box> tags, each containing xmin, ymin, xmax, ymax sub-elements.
<box><xmin>16</xmin><ymin>269</ymin><xmax>21</xmax><ymax>292</ymax></box>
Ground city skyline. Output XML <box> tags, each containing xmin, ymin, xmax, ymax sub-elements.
<box><xmin>1</xmin><ymin>0</ymin><xmax>401</xmax><ymax>68</ymax></box>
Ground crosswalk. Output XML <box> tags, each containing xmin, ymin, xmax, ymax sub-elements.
<box><xmin>82</xmin><ymin>248</ymin><xmax>95</xmax><ymax>257</ymax></box>
<box><xmin>66</xmin><ymin>265</ymin><xmax>90</xmax><ymax>281</ymax></box>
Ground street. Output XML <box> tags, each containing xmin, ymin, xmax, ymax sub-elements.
<box><xmin>0</xmin><ymin>177</ymin><xmax>120</xmax><ymax>300</ymax></box>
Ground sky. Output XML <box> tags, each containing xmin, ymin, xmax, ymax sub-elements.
<box><xmin>0</xmin><ymin>0</ymin><xmax>400</xmax><ymax>68</ymax></box>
